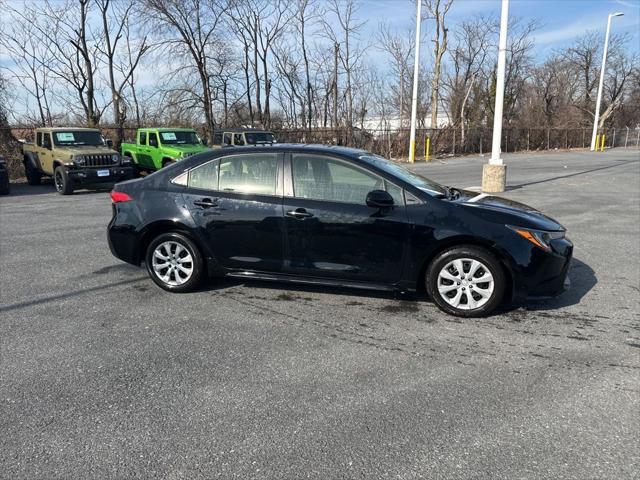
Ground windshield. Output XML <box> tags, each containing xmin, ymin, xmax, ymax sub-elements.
<box><xmin>159</xmin><ymin>131</ymin><xmax>201</xmax><ymax>145</ymax></box>
<box><xmin>359</xmin><ymin>154</ymin><xmax>446</xmax><ymax>195</ymax></box>
<box><xmin>53</xmin><ymin>131</ymin><xmax>104</xmax><ymax>147</ymax></box>
<box><xmin>245</xmin><ymin>132</ymin><xmax>276</xmax><ymax>144</ymax></box>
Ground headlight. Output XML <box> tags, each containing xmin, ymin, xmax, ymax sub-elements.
<box><xmin>111</xmin><ymin>154</ymin><xmax>120</xmax><ymax>163</ymax></box>
<box><xmin>74</xmin><ymin>155</ymin><xmax>86</xmax><ymax>165</ymax></box>
<box><xmin>507</xmin><ymin>225</ymin><xmax>565</xmax><ymax>251</ymax></box>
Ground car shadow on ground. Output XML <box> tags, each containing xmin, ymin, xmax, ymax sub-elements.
<box><xmin>198</xmin><ymin>257</ymin><xmax>596</xmax><ymax>314</ymax></box>
<box><xmin>4</xmin><ymin>182</ymin><xmax>113</xmax><ymax>197</ymax></box>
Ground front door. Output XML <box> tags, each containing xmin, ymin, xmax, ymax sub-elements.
<box><xmin>136</xmin><ymin>131</ymin><xmax>154</xmax><ymax>168</ymax></box>
<box><xmin>183</xmin><ymin>152</ymin><xmax>285</xmax><ymax>273</ymax></box>
<box><xmin>39</xmin><ymin>132</ymin><xmax>54</xmax><ymax>173</ymax></box>
<box><xmin>283</xmin><ymin>153</ymin><xmax>408</xmax><ymax>284</ymax></box>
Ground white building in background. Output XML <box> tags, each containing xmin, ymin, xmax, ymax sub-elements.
<box><xmin>360</xmin><ymin>113</ymin><xmax>450</xmax><ymax>133</ymax></box>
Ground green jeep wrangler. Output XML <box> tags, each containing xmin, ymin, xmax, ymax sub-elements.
<box><xmin>212</xmin><ymin>128</ymin><xmax>277</xmax><ymax>148</ymax></box>
<box><xmin>22</xmin><ymin>127</ymin><xmax>134</xmax><ymax>195</ymax></box>
<box><xmin>121</xmin><ymin>128</ymin><xmax>210</xmax><ymax>171</ymax></box>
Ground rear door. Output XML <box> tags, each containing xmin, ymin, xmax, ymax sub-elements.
<box><xmin>40</xmin><ymin>132</ymin><xmax>54</xmax><ymax>173</ymax></box>
<box><xmin>282</xmin><ymin>153</ymin><xmax>408</xmax><ymax>284</ymax></box>
<box><xmin>183</xmin><ymin>152</ymin><xmax>285</xmax><ymax>273</ymax></box>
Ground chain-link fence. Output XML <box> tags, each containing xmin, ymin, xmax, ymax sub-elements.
<box><xmin>2</xmin><ymin>125</ymin><xmax>639</xmax><ymax>179</ymax></box>
<box><xmin>273</xmin><ymin>126</ymin><xmax>640</xmax><ymax>159</ymax></box>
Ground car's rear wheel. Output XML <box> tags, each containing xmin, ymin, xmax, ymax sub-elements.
<box><xmin>426</xmin><ymin>246</ymin><xmax>505</xmax><ymax>317</ymax></box>
<box><xmin>54</xmin><ymin>166</ymin><xmax>74</xmax><ymax>195</ymax></box>
<box><xmin>145</xmin><ymin>232</ymin><xmax>204</xmax><ymax>293</ymax></box>
<box><xmin>25</xmin><ymin>162</ymin><xmax>41</xmax><ymax>185</ymax></box>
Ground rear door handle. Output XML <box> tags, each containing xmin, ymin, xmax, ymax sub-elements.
<box><xmin>194</xmin><ymin>198</ymin><xmax>219</xmax><ymax>208</ymax></box>
<box><xmin>286</xmin><ymin>208</ymin><xmax>314</xmax><ymax>219</ymax></box>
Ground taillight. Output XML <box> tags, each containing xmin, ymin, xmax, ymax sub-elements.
<box><xmin>110</xmin><ymin>190</ymin><xmax>132</xmax><ymax>203</ymax></box>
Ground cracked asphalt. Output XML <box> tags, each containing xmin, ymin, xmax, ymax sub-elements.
<box><xmin>1</xmin><ymin>149</ymin><xmax>638</xmax><ymax>479</ymax></box>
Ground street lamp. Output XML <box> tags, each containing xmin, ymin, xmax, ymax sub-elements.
<box><xmin>408</xmin><ymin>0</ymin><xmax>422</xmax><ymax>163</ymax></box>
<box><xmin>482</xmin><ymin>0</ymin><xmax>509</xmax><ymax>193</ymax></box>
<box><xmin>590</xmin><ymin>12</ymin><xmax>624</xmax><ymax>151</ymax></box>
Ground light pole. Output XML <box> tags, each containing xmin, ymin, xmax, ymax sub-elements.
<box><xmin>590</xmin><ymin>12</ymin><xmax>624</xmax><ymax>151</ymax></box>
<box><xmin>482</xmin><ymin>0</ymin><xmax>509</xmax><ymax>193</ymax></box>
<box><xmin>408</xmin><ymin>0</ymin><xmax>422</xmax><ymax>163</ymax></box>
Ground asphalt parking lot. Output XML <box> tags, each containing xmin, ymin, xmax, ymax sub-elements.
<box><xmin>1</xmin><ymin>148</ymin><xmax>638</xmax><ymax>479</ymax></box>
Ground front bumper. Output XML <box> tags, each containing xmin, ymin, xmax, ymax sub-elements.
<box><xmin>67</xmin><ymin>165</ymin><xmax>135</xmax><ymax>184</ymax></box>
<box><xmin>513</xmin><ymin>238</ymin><xmax>573</xmax><ymax>300</ymax></box>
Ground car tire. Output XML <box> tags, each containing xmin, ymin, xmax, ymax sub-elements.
<box><xmin>25</xmin><ymin>162</ymin><xmax>41</xmax><ymax>186</ymax></box>
<box><xmin>426</xmin><ymin>246</ymin><xmax>505</xmax><ymax>318</ymax></box>
<box><xmin>0</xmin><ymin>177</ymin><xmax>9</xmax><ymax>195</ymax></box>
<box><xmin>145</xmin><ymin>232</ymin><xmax>205</xmax><ymax>293</ymax></box>
<box><xmin>54</xmin><ymin>166</ymin><xmax>74</xmax><ymax>195</ymax></box>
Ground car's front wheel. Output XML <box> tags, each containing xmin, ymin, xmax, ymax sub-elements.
<box><xmin>426</xmin><ymin>246</ymin><xmax>505</xmax><ymax>317</ymax></box>
<box><xmin>145</xmin><ymin>232</ymin><xmax>205</xmax><ymax>293</ymax></box>
<box><xmin>54</xmin><ymin>166</ymin><xmax>74</xmax><ymax>195</ymax></box>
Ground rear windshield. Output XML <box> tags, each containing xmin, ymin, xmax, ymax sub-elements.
<box><xmin>159</xmin><ymin>131</ymin><xmax>202</xmax><ymax>145</ymax></box>
<box><xmin>359</xmin><ymin>154</ymin><xmax>446</xmax><ymax>196</ymax></box>
<box><xmin>53</xmin><ymin>131</ymin><xmax>104</xmax><ymax>146</ymax></box>
<box><xmin>245</xmin><ymin>132</ymin><xmax>276</xmax><ymax>145</ymax></box>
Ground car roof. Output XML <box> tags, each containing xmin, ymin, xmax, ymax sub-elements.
<box><xmin>217</xmin><ymin>128</ymin><xmax>274</xmax><ymax>134</ymax></box>
<box><xmin>140</xmin><ymin>127</ymin><xmax>197</xmax><ymax>132</ymax></box>
<box><xmin>38</xmin><ymin>127</ymin><xmax>101</xmax><ymax>132</ymax></box>
<box><xmin>215</xmin><ymin>143</ymin><xmax>368</xmax><ymax>157</ymax></box>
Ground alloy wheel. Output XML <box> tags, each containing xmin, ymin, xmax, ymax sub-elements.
<box><xmin>151</xmin><ymin>241</ymin><xmax>194</xmax><ymax>286</ymax></box>
<box><xmin>437</xmin><ymin>258</ymin><xmax>495</xmax><ymax>310</ymax></box>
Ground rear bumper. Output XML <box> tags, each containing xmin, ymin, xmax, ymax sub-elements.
<box><xmin>108</xmin><ymin>219</ymin><xmax>141</xmax><ymax>265</ymax></box>
<box><xmin>68</xmin><ymin>166</ymin><xmax>135</xmax><ymax>184</ymax></box>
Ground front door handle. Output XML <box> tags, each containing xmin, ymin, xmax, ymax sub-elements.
<box><xmin>194</xmin><ymin>198</ymin><xmax>218</xmax><ymax>208</ymax></box>
<box><xmin>286</xmin><ymin>208</ymin><xmax>314</xmax><ymax>219</ymax></box>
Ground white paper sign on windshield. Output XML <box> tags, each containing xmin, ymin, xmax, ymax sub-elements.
<box><xmin>56</xmin><ymin>132</ymin><xmax>75</xmax><ymax>142</ymax></box>
<box><xmin>161</xmin><ymin>132</ymin><xmax>177</xmax><ymax>141</ymax></box>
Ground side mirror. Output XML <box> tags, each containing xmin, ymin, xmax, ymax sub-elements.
<box><xmin>366</xmin><ymin>189</ymin><xmax>394</xmax><ymax>208</ymax></box>
<box><xmin>105</xmin><ymin>138</ymin><xmax>114</xmax><ymax>148</ymax></box>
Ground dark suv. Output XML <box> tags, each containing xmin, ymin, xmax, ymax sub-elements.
<box><xmin>107</xmin><ymin>144</ymin><xmax>572</xmax><ymax>317</ymax></box>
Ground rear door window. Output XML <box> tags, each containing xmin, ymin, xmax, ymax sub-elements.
<box><xmin>188</xmin><ymin>159</ymin><xmax>219</xmax><ymax>190</ymax></box>
<box><xmin>139</xmin><ymin>131</ymin><xmax>147</xmax><ymax>145</ymax></box>
<box><xmin>218</xmin><ymin>153</ymin><xmax>278</xmax><ymax>195</ymax></box>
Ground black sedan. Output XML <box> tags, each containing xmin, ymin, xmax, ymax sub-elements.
<box><xmin>107</xmin><ymin>145</ymin><xmax>572</xmax><ymax>317</ymax></box>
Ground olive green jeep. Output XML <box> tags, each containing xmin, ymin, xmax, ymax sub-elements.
<box><xmin>212</xmin><ymin>128</ymin><xmax>277</xmax><ymax>148</ymax></box>
<box><xmin>22</xmin><ymin>127</ymin><xmax>134</xmax><ymax>195</ymax></box>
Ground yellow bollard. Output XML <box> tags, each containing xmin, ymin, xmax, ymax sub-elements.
<box><xmin>409</xmin><ymin>139</ymin><xmax>416</xmax><ymax>163</ymax></box>
<box><xmin>595</xmin><ymin>134</ymin><xmax>600</xmax><ymax>151</ymax></box>
<box><xmin>601</xmin><ymin>134</ymin><xmax>606</xmax><ymax>151</ymax></box>
<box><xmin>425</xmin><ymin>136</ymin><xmax>431</xmax><ymax>162</ymax></box>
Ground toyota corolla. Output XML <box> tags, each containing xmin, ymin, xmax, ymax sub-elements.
<box><xmin>107</xmin><ymin>145</ymin><xmax>572</xmax><ymax>317</ymax></box>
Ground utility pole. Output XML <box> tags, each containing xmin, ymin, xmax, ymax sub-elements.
<box><xmin>482</xmin><ymin>0</ymin><xmax>509</xmax><ymax>193</ymax></box>
<box><xmin>408</xmin><ymin>0</ymin><xmax>422</xmax><ymax>163</ymax></box>
<box><xmin>590</xmin><ymin>12</ymin><xmax>624</xmax><ymax>151</ymax></box>
<box><xmin>333</xmin><ymin>42</ymin><xmax>339</xmax><ymax>133</ymax></box>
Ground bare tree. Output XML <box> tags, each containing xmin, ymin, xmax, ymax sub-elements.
<box><xmin>377</xmin><ymin>22</ymin><xmax>413</xmax><ymax>127</ymax></box>
<box><xmin>97</xmin><ymin>0</ymin><xmax>150</xmax><ymax>147</ymax></box>
<box><xmin>424</xmin><ymin>0</ymin><xmax>453</xmax><ymax>129</ymax></box>
<box><xmin>146</xmin><ymin>0</ymin><xmax>226</xmax><ymax>140</ymax></box>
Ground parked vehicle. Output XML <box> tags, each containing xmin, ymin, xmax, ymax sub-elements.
<box><xmin>212</xmin><ymin>128</ymin><xmax>276</xmax><ymax>148</ymax></box>
<box><xmin>0</xmin><ymin>155</ymin><xmax>9</xmax><ymax>195</ymax></box>
<box><xmin>107</xmin><ymin>145</ymin><xmax>573</xmax><ymax>317</ymax></box>
<box><xmin>121</xmin><ymin>128</ymin><xmax>210</xmax><ymax>171</ymax></box>
<box><xmin>22</xmin><ymin>127</ymin><xmax>134</xmax><ymax>195</ymax></box>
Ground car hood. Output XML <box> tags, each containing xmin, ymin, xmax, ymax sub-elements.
<box><xmin>60</xmin><ymin>146</ymin><xmax>118</xmax><ymax>156</ymax></box>
<box><xmin>455</xmin><ymin>190</ymin><xmax>564</xmax><ymax>231</ymax></box>
<box><xmin>165</xmin><ymin>145</ymin><xmax>209</xmax><ymax>155</ymax></box>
